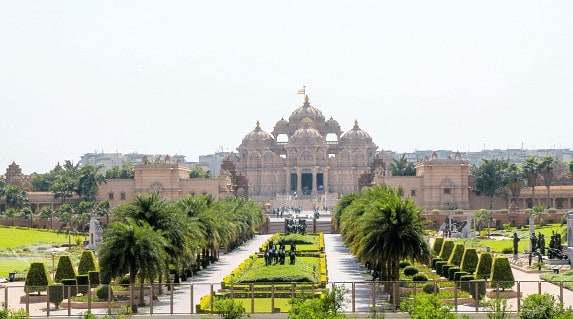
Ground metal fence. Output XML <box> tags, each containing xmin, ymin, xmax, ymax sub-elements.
<box><xmin>2</xmin><ymin>280</ymin><xmax>572</xmax><ymax>317</ymax></box>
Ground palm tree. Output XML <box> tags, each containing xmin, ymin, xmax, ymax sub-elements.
<box><xmin>331</xmin><ymin>192</ymin><xmax>359</xmax><ymax>233</ymax></box>
<box><xmin>389</xmin><ymin>154</ymin><xmax>416</xmax><ymax>176</ymax></box>
<box><xmin>522</xmin><ymin>157</ymin><xmax>540</xmax><ymax>208</ymax></box>
<box><xmin>98</xmin><ymin>219</ymin><xmax>166</xmax><ymax>311</ymax></box>
<box><xmin>94</xmin><ymin>200</ymin><xmax>111</xmax><ymax>225</ymax></box>
<box><xmin>339</xmin><ymin>185</ymin><xmax>431</xmax><ymax>303</ymax></box>
<box><xmin>77</xmin><ymin>164</ymin><xmax>106</xmax><ymax>201</ymax></box>
<box><xmin>538</xmin><ymin>156</ymin><xmax>557</xmax><ymax>208</ymax></box>
<box><xmin>50</xmin><ymin>176</ymin><xmax>75</xmax><ymax>204</ymax></box>
<box><xmin>506</xmin><ymin>163</ymin><xmax>525</xmax><ymax>209</ymax></box>
<box><xmin>39</xmin><ymin>206</ymin><xmax>55</xmax><ymax>229</ymax></box>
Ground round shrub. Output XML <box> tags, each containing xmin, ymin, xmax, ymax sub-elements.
<box><xmin>48</xmin><ymin>284</ymin><xmax>64</xmax><ymax>309</ymax></box>
<box><xmin>412</xmin><ymin>273</ymin><xmax>428</xmax><ymax>282</ymax></box>
<box><xmin>96</xmin><ymin>285</ymin><xmax>111</xmax><ymax>301</ymax></box>
<box><xmin>460</xmin><ymin>248</ymin><xmax>479</xmax><ymax>274</ymax></box>
<box><xmin>520</xmin><ymin>293</ymin><xmax>559</xmax><ymax>319</ymax></box>
<box><xmin>400</xmin><ymin>260</ymin><xmax>412</xmax><ymax>268</ymax></box>
<box><xmin>423</xmin><ymin>282</ymin><xmax>439</xmax><ymax>294</ymax></box>
<box><xmin>25</xmin><ymin>262</ymin><xmax>49</xmax><ymax>295</ymax></box>
<box><xmin>404</xmin><ymin>266</ymin><xmax>419</xmax><ymax>277</ymax></box>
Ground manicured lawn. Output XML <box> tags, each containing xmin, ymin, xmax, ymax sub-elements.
<box><xmin>0</xmin><ymin>226</ymin><xmax>69</xmax><ymax>249</ymax></box>
<box><xmin>0</xmin><ymin>257</ymin><xmax>50</xmax><ymax>278</ymax></box>
<box><xmin>234</xmin><ymin>256</ymin><xmax>319</xmax><ymax>283</ymax></box>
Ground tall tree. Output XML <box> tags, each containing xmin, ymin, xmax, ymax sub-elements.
<box><xmin>4</xmin><ymin>185</ymin><xmax>28</xmax><ymax>210</ymax></box>
<box><xmin>474</xmin><ymin>209</ymin><xmax>494</xmax><ymax>237</ymax></box>
<box><xmin>50</xmin><ymin>176</ymin><xmax>75</xmax><ymax>204</ymax></box>
<box><xmin>472</xmin><ymin>159</ymin><xmax>510</xmax><ymax>209</ymax></box>
<box><xmin>538</xmin><ymin>156</ymin><xmax>557</xmax><ymax>208</ymax></box>
<box><xmin>522</xmin><ymin>157</ymin><xmax>540</xmax><ymax>208</ymax></box>
<box><xmin>506</xmin><ymin>163</ymin><xmax>525</xmax><ymax>208</ymax></box>
<box><xmin>389</xmin><ymin>154</ymin><xmax>416</xmax><ymax>176</ymax></box>
<box><xmin>77</xmin><ymin>164</ymin><xmax>106</xmax><ymax>201</ymax></box>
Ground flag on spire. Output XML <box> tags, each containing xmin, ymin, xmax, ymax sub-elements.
<box><xmin>297</xmin><ymin>86</ymin><xmax>306</xmax><ymax>95</ymax></box>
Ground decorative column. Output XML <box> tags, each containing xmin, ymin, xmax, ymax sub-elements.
<box><xmin>312</xmin><ymin>167</ymin><xmax>317</xmax><ymax>195</ymax></box>
<box><xmin>296</xmin><ymin>168</ymin><xmax>302</xmax><ymax>197</ymax></box>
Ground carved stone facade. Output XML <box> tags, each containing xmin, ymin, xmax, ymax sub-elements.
<box><xmin>234</xmin><ymin>96</ymin><xmax>378</xmax><ymax>200</ymax></box>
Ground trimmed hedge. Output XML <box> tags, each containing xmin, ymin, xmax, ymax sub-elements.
<box><xmin>435</xmin><ymin>261</ymin><xmax>447</xmax><ymax>276</ymax></box>
<box><xmin>433</xmin><ymin>238</ymin><xmax>444</xmax><ymax>256</ymax></box>
<box><xmin>454</xmin><ymin>271</ymin><xmax>468</xmax><ymax>282</ymax></box>
<box><xmin>439</xmin><ymin>240</ymin><xmax>455</xmax><ymax>260</ymax></box>
<box><xmin>78</xmin><ymin>250</ymin><xmax>98</xmax><ymax>275</ymax></box>
<box><xmin>88</xmin><ymin>271</ymin><xmax>100</xmax><ymax>288</ymax></box>
<box><xmin>412</xmin><ymin>273</ymin><xmax>428</xmax><ymax>282</ymax></box>
<box><xmin>441</xmin><ymin>265</ymin><xmax>453</xmax><ymax>278</ymax></box>
<box><xmin>448</xmin><ymin>244</ymin><xmax>465</xmax><ymax>266</ymax></box>
<box><xmin>469</xmin><ymin>279</ymin><xmax>486</xmax><ymax>299</ymax></box>
<box><xmin>490</xmin><ymin>256</ymin><xmax>515</xmax><ymax>290</ymax></box>
<box><xmin>459</xmin><ymin>275</ymin><xmax>474</xmax><ymax>291</ymax></box>
<box><xmin>25</xmin><ymin>262</ymin><xmax>49</xmax><ymax>295</ymax></box>
<box><xmin>447</xmin><ymin>267</ymin><xmax>460</xmax><ymax>281</ymax></box>
<box><xmin>460</xmin><ymin>248</ymin><xmax>479</xmax><ymax>274</ymax></box>
<box><xmin>48</xmin><ymin>284</ymin><xmax>64</xmax><ymax>309</ymax></box>
<box><xmin>62</xmin><ymin>279</ymin><xmax>77</xmax><ymax>299</ymax></box>
<box><xmin>76</xmin><ymin>274</ymin><xmax>90</xmax><ymax>295</ymax></box>
<box><xmin>431</xmin><ymin>258</ymin><xmax>442</xmax><ymax>270</ymax></box>
<box><xmin>475</xmin><ymin>252</ymin><xmax>493</xmax><ymax>280</ymax></box>
<box><xmin>55</xmin><ymin>255</ymin><xmax>77</xmax><ymax>283</ymax></box>
<box><xmin>404</xmin><ymin>266</ymin><xmax>419</xmax><ymax>277</ymax></box>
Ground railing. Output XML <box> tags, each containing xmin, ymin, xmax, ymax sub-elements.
<box><xmin>2</xmin><ymin>280</ymin><xmax>572</xmax><ymax>317</ymax></box>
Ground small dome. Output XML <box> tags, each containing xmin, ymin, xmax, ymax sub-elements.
<box><xmin>241</xmin><ymin>121</ymin><xmax>275</xmax><ymax>148</ymax></box>
<box><xmin>340</xmin><ymin>120</ymin><xmax>372</xmax><ymax>145</ymax></box>
<box><xmin>290</xmin><ymin>118</ymin><xmax>324</xmax><ymax>145</ymax></box>
<box><xmin>274</xmin><ymin>117</ymin><xmax>289</xmax><ymax>129</ymax></box>
<box><xmin>288</xmin><ymin>96</ymin><xmax>325</xmax><ymax>125</ymax></box>
<box><xmin>326</xmin><ymin>116</ymin><xmax>339</xmax><ymax>127</ymax></box>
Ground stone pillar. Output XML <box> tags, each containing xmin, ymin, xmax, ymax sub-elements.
<box><xmin>567</xmin><ymin>211</ymin><xmax>573</xmax><ymax>260</ymax></box>
<box><xmin>285</xmin><ymin>167</ymin><xmax>290</xmax><ymax>194</ymax></box>
<box><xmin>312</xmin><ymin>167</ymin><xmax>317</xmax><ymax>195</ymax></box>
<box><xmin>296</xmin><ymin>168</ymin><xmax>302</xmax><ymax>197</ymax></box>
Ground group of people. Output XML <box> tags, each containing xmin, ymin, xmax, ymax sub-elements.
<box><xmin>263</xmin><ymin>240</ymin><xmax>297</xmax><ymax>266</ymax></box>
<box><xmin>527</xmin><ymin>230</ymin><xmax>566</xmax><ymax>261</ymax></box>
<box><xmin>285</xmin><ymin>218</ymin><xmax>307</xmax><ymax>235</ymax></box>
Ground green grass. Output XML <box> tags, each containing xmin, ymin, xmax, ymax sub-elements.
<box><xmin>236</xmin><ymin>297</ymin><xmax>293</xmax><ymax>313</ymax></box>
<box><xmin>540</xmin><ymin>270</ymin><xmax>573</xmax><ymax>291</ymax></box>
<box><xmin>0</xmin><ymin>226</ymin><xmax>70</xmax><ymax>249</ymax></box>
<box><xmin>234</xmin><ymin>257</ymin><xmax>318</xmax><ymax>283</ymax></box>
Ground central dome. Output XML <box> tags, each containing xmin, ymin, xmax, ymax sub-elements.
<box><xmin>290</xmin><ymin>117</ymin><xmax>324</xmax><ymax>145</ymax></box>
<box><xmin>288</xmin><ymin>96</ymin><xmax>325</xmax><ymax>125</ymax></box>
<box><xmin>241</xmin><ymin>121</ymin><xmax>275</xmax><ymax>148</ymax></box>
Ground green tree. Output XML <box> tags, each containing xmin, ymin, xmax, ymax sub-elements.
<box><xmin>339</xmin><ymin>184</ymin><xmax>431</xmax><ymax>300</ymax></box>
<box><xmin>4</xmin><ymin>185</ymin><xmax>28</xmax><ymax>210</ymax></box>
<box><xmin>569</xmin><ymin>160</ymin><xmax>573</xmax><ymax>176</ymax></box>
<box><xmin>289</xmin><ymin>285</ymin><xmax>347</xmax><ymax>319</ymax></box>
<box><xmin>77</xmin><ymin>164</ymin><xmax>106</xmax><ymax>201</ymax></box>
<box><xmin>472</xmin><ymin>159</ymin><xmax>510</xmax><ymax>209</ymax></box>
<box><xmin>25</xmin><ymin>262</ymin><xmax>50</xmax><ymax>295</ymax></box>
<box><xmin>105</xmin><ymin>163</ymin><xmax>135</xmax><ymax>179</ymax></box>
<box><xmin>50</xmin><ymin>177</ymin><xmax>75</xmax><ymax>204</ymax></box>
<box><xmin>506</xmin><ymin>163</ymin><xmax>525</xmax><ymax>208</ymax></box>
<box><xmin>390</xmin><ymin>154</ymin><xmax>416</xmax><ymax>176</ymax></box>
<box><xmin>523</xmin><ymin>157</ymin><xmax>540</xmax><ymax>208</ymax></box>
<box><xmin>98</xmin><ymin>219</ymin><xmax>167</xmax><ymax>310</ymax></box>
<box><xmin>474</xmin><ymin>209</ymin><xmax>494</xmax><ymax>236</ymax></box>
<box><xmin>400</xmin><ymin>293</ymin><xmax>457</xmax><ymax>319</ymax></box>
<box><xmin>538</xmin><ymin>156</ymin><xmax>557</xmax><ymax>208</ymax></box>
<box><xmin>189</xmin><ymin>166</ymin><xmax>212</xmax><ymax>178</ymax></box>
<box><xmin>39</xmin><ymin>206</ymin><xmax>55</xmax><ymax>229</ymax></box>
<box><xmin>331</xmin><ymin>192</ymin><xmax>359</xmax><ymax>233</ymax></box>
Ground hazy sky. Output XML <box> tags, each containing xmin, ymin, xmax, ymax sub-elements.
<box><xmin>1</xmin><ymin>1</ymin><xmax>572</xmax><ymax>174</ymax></box>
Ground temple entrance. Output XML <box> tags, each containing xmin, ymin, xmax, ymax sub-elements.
<box><xmin>290</xmin><ymin>173</ymin><xmax>297</xmax><ymax>193</ymax></box>
<box><xmin>301</xmin><ymin>173</ymin><xmax>312</xmax><ymax>195</ymax></box>
<box><xmin>316</xmin><ymin>173</ymin><xmax>324</xmax><ymax>191</ymax></box>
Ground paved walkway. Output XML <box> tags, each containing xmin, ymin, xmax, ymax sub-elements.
<box><xmin>2</xmin><ymin>228</ymin><xmax>573</xmax><ymax>316</ymax></box>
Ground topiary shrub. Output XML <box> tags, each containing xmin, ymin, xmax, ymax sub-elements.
<box><xmin>96</xmin><ymin>285</ymin><xmax>111</xmax><ymax>301</ymax></box>
<box><xmin>489</xmin><ymin>256</ymin><xmax>515</xmax><ymax>291</ymax></box>
<box><xmin>475</xmin><ymin>252</ymin><xmax>493</xmax><ymax>280</ymax></box>
<box><xmin>454</xmin><ymin>271</ymin><xmax>468</xmax><ymax>282</ymax></box>
<box><xmin>447</xmin><ymin>267</ymin><xmax>460</xmax><ymax>281</ymax></box>
<box><xmin>431</xmin><ymin>258</ymin><xmax>442</xmax><ymax>270</ymax></box>
<box><xmin>433</xmin><ymin>238</ymin><xmax>444</xmax><ymax>256</ymax></box>
<box><xmin>422</xmin><ymin>282</ymin><xmax>439</xmax><ymax>294</ymax></box>
<box><xmin>400</xmin><ymin>260</ymin><xmax>412</xmax><ymax>268</ymax></box>
<box><xmin>54</xmin><ymin>255</ymin><xmax>77</xmax><ymax>283</ymax></box>
<box><xmin>460</xmin><ymin>248</ymin><xmax>479</xmax><ymax>274</ymax></box>
<box><xmin>412</xmin><ymin>273</ymin><xmax>428</xmax><ymax>282</ymax></box>
<box><xmin>469</xmin><ymin>279</ymin><xmax>486</xmax><ymax>300</ymax></box>
<box><xmin>435</xmin><ymin>261</ymin><xmax>447</xmax><ymax>276</ymax></box>
<box><xmin>438</xmin><ymin>240</ymin><xmax>455</xmax><ymax>261</ymax></box>
<box><xmin>448</xmin><ymin>243</ymin><xmax>465</xmax><ymax>266</ymax></box>
<box><xmin>25</xmin><ymin>262</ymin><xmax>49</xmax><ymax>295</ymax></box>
<box><xmin>213</xmin><ymin>298</ymin><xmax>246</xmax><ymax>319</ymax></box>
<box><xmin>118</xmin><ymin>275</ymin><xmax>131</xmax><ymax>286</ymax></box>
<box><xmin>88</xmin><ymin>271</ymin><xmax>100</xmax><ymax>288</ymax></box>
<box><xmin>441</xmin><ymin>265</ymin><xmax>453</xmax><ymax>279</ymax></box>
<box><xmin>459</xmin><ymin>275</ymin><xmax>474</xmax><ymax>292</ymax></box>
<box><xmin>62</xmin><ymin>279</ymin><xmax>77</xmax><ymax>299</ymax></box>
<box><xmin>48</xmin><ymin>284</ymin><xmax>64</xmax><ymax>309</ymax></box>
<box><xmin>76</xmin><ymin>275</ymin><xmax>90</xmax><ymax>295</ymax></box>
<box><xmin>501</xmin><ymin>247</ymin><xmax>513</xmax><ymax>254</ymax></box>
<box><xmin>78</xmin><ymin>250</ymin><xmax>98</xmax><ymax>275</ymax></box>
<box><xmin>404</xmin><ymin>266</ymin><xmax>419</xmax><ymax>277</ymax></box>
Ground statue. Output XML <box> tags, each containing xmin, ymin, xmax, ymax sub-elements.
<box><xmin>530</xmin><ymin>233</ymin><xmax>538</xmax><ymax>252</ymax></box>
<box><xmin>513</xmin><ymin>232</ymin><xmax>520</xmax><ymax>255</ymax></box>
<box><xmin>539</xmin><ymin>234</ymin><xmax>546</xmax><ymax>256</ymax></box>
